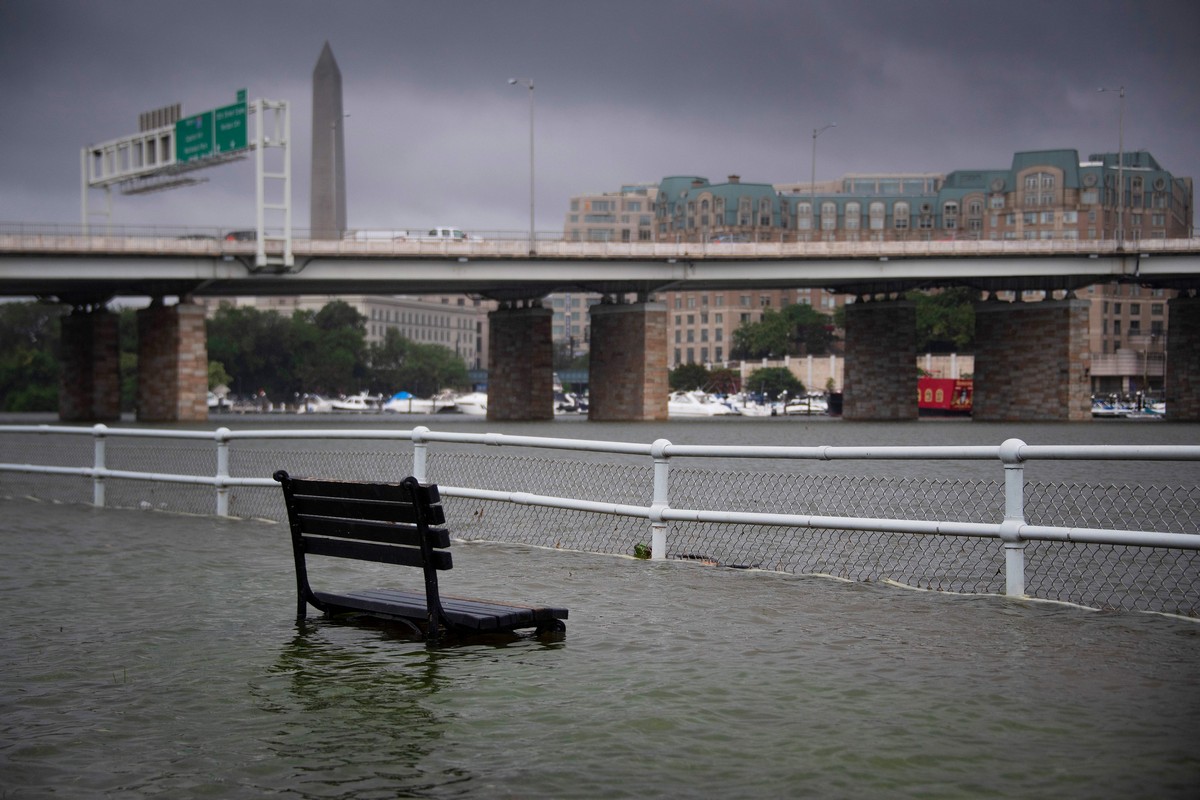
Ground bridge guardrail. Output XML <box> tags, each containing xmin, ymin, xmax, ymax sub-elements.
<box><xmin>3</xmin><ymin>225</ymin><xmax>1198</xmax><ymax>260</ymax></box>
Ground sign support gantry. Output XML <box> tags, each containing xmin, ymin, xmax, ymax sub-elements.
<box><xmin>81</xmin><ymin>92</ymin><xmax>291</xmax><ymax>269</ymax></box>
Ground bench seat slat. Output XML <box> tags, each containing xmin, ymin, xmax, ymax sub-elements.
<box><xmin>297</xmin><ymin>514</ymin><xmax>451</xmax><ymax>548</ymax></box>
<box><xmin>290</xmin><ymin>477</ymin><xmax>441</xmax><ymax>505</ymax></box>
<box><xmin>314</xmin><ymin>588</ymin><xmax>568</xmax><ymax>631</ymax></box>
<box><xmin>303</xmin><ymin>536</ymin><xmax>453</xmax><ymax>570</ymax></box>
<box><xmin>290</xmin><ymin>495</ymin><xmax>446</xmax><ymax>526</ymax></box>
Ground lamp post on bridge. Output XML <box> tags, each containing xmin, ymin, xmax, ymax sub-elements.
<box><xmin>1098</xmin><ymin>86</ymin><xmax>1125</xmax><ymax>244</ymax></box>
<box><xmin>811</xmin><ymin>123</ymin><xmax>836</xmax><ymax>238</ymax></box>
<box><xmin>508</xmin><ymin>77</ymin><xmax>535</xmax><ymax>254</ymax></box>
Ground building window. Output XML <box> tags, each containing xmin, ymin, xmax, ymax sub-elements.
<box><xmin>893</xmin><ymin>202</ymin><xmax>909</xmax><ymax>229</ymax></box>
<box><xmin>869</xmin><ymin>202</ymin><xmax>885</xmax><ymax>230</ymax></box>
<box><xmin>844</xmin><ymin>201</ymin><xmax>861</xmax><ymax>230</ymax></box>
<box><xmin>821</xmin><ymin>202</ymin><xmax>837</xmax><ymax>230</ymax></box>
<box><xmin>943</xmin><ymin>201</ymin><xmax>959</xmax><ymax>229</ymax></box>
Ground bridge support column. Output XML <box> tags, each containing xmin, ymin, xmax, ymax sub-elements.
<box><xmin>59</xmin><ymin>307</ymin><xmax>121</xmax><ymax>422</ymax></box>
<box><xmin>842</xmin><ymin>298</ymin><xmax>917</xmax><ymax>421</ymax></box>
<box><xmin>487</xmin><ymin>303</ymin><xmax>554</xmax><ymax>421</ymax></box>
<box><xmin>136</xmin><ymin>301</ymin><xmax>208</xmax><ymax>422</ymax></box>
<box><xmin>588</xmin><ymin>300</ymin><xmax>669</xmax><ymax>421</ymax></box>
<box><xmin>973</xmin><ymin>297</ymin><xmax>1091</xmax><ymax>421</ymax></box>
<box><xmin>1166</xmin><ymin>294</ymin><xmax>1200</xmax><ymax>421</ymax></box>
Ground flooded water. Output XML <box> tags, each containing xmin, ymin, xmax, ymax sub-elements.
<box><xmin>2</xmin><ymin>496</ymin><xmax>1199</xmax><ymax>798</ymax></box>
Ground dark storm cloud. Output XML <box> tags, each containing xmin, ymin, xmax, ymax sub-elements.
<box><xmin>1</xmin><ymin>0</ymin><xmax>1195</xmax><ymax>232</ymax></box>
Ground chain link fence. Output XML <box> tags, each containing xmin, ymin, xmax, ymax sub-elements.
<box><xmin>1</xmin><ymin>428</ymin><xmax>1196</xmax><ymax>616</ymax></box>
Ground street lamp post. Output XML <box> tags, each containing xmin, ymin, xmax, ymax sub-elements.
<box><xmin>811</xmin><ymin>123</ymin><xmax>836</xmax><ymax>236</ymax></box>
<box><xmin>508</xmin><ymin>78</ymin><xmax>535</xmax><ymax>253</ymax></box>
<box><xmin>1098</xmin><ymin>86</ymin><xmax>1124</xmax><ymax>243</ymax></box>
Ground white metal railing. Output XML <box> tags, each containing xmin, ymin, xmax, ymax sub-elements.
<box><xmin>1</xmin><ymin>423</ymin><xmax>1199</xmax><ymax>605</ymax></box>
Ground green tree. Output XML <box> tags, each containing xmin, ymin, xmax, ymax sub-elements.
<box><xmin>208</xmin><ymin>360</ymin><xmax>232</xmax><ymax>390</ymax></box>
<box><xmin>731</xmin><ymin>304</ymin><xmax>836</xmax><ymax>359</ymax></box>
<box><xmin>744</xmin><ymin>366</ymin><xmax>804</xmax><ymax>400</ymax></box>
<box><xmin>367</xmin><ymin>328</ymin><xmax>468</xmax><ymax>396</ymax></box>
<box><xmin>206</xmin><ymin>304</ymin><xmax>295</xmax><ymax>398</ymax></box>
<box><xmin>669</xmin><ymin>363</ymin><xmax>710</xmax><ymax>391</ymax></box>
<box><xmin>292</xmin><ymin>300</ymin><xmax>368</xmax><ymax>395</ymax></box>
<box><xmin>906</xmin><ymin>287</ymin><xmax>977</xmax><ymax>352</ymax></box>
<box><xmin>0</xmin><ymin>301</ymin><xmax>66</xmax><ymax>412</ymax></box>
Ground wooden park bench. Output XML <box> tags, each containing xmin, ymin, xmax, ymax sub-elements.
<box><xmin>274</xmin><ymin>471</ymin><xmax>568</xmax><ymax>640</ymax></box>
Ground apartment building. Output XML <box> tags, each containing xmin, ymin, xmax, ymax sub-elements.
<box><xmin>566</xmin><ymin>148</ymin><xmax>1192</xmax><ymax>384</ymax></box>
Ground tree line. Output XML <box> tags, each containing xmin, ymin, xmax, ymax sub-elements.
<box><xmin>0</xmin><ymin>300</ymin><xmax>469</xmax><ymax>412</ymax></box>
<box><xmin>0</xmin><ymin>290</ymin><xmax>975</xmax><ymax>412</ymax></box>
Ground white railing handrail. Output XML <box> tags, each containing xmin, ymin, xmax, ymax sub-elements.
<box><xmin>8</xmin><ymin>423</ymin><xmax>1199</xmax><ymax>463</ymax></box>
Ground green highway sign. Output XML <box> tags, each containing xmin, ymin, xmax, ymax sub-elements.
<box><xmin>176</xmin><ymin>110</ymin><xmax>214</xmax><ymax>162</ymax></box>
<box><xmin>175</xmin><ymin>93</ymin><xmax>248</xmax><ymax>163</ymax></box>
<box><xmin>214</xmin><ymin>101</ymin><xmax>247</xmax><ymax>153</ymax></box>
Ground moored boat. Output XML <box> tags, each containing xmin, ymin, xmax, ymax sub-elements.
<box><xmin>668</xmin><ymin>390</ymin><xmax>739</xmax><ymax>417</ymax></box>
<box><xmin>382</xmin><ymin>391</ymin><xmax>458</xmax><ymax>414</ymax></box>
<box><xmin>454</xmin><ymin>392</ymin><xmax>488</xmax><ymax>416</ymax></box>
<box><xmin>329</xmin><ymin>392</ymin><xmax>383</xmax><ymax>412</ymax></box>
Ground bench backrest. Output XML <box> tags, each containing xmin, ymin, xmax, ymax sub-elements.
<box><xmin>274</xmin><ymin>470</ymin><xmax>451</xmax><ymax>627</ymax></box>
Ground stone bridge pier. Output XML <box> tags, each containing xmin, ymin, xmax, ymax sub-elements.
<box><xmin>842</xmin><ymin>297</ymin><xmax>918</xmax><ymax>421</ymax></box>
<box><xmin>587</xmin><ymin>299</ymin><xmax>668</xmax><ymax>421</ymax></box>
<box><xmin>59</xmin><ymin>306</ymin><xmax>121</xmax><ymax>422</ymax></box>
<box><xmin>1166</xmin><ymin>294</ymin><xmax>1200</xmax><ymax>421</ymax></box>
<box><xmin>486</xmin><ymin>302</ymin><xmax>554</xmax><ymax>421</ymax></box>
<box><xmin>972</xmin><ymin>296</ymin><xmax>1091</xmax><ymax>421</ymax></box>
<box><xmin>135</xmin><ymin>301</ymin><xmax>209</xmax><ymax>422</ymax></box>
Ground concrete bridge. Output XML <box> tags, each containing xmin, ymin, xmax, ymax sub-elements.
<box><xmin>3</xmin><ymin>231</ymin><xmax>1199</xmax><ymax>422</ymax></box>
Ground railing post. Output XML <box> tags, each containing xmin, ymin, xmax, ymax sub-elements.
<box><xmin>92</xmin><ymin>423</ymin><xmax>107</xmax><ymax>507</ymax></box>
<box><xmin>998</xmin><ymin>438</ymin><xmax>1027</xmax><ymax>597</ymax></box>
<box><xmin>215</xmin><ymin>427</ymin><xmax>231</xmax><ymax>517</ymax></box>
<box><xmin>650</xmin><ymin>438</ymin><xmax>672</xmax><ymax>560</ymax></box>
<box><xmin>412</xmin><ymin>426</ymin><xmax>429</xmax><ymax>482</ymax></box>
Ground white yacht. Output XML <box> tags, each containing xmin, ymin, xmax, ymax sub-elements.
<box><xmin>454</xmin><ymin>392</ymin><xmax>488</xmax><ymax>416</ymax></box>
<box><xmin>668</xmin><ymin>391</ymin><xmax>739</xmax><ymax>417</ymax></box>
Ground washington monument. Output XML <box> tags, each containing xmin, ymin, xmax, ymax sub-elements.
<box><xmin>311</xmin><ymin>42</ymin><xmax>346</xmax><ymax>239</ymax></box>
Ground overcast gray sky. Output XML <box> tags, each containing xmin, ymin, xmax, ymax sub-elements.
<box><xmin>1</xmin><ymin>0</ymin><xmax>1196</xmax><ymax>234</ymax></box>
